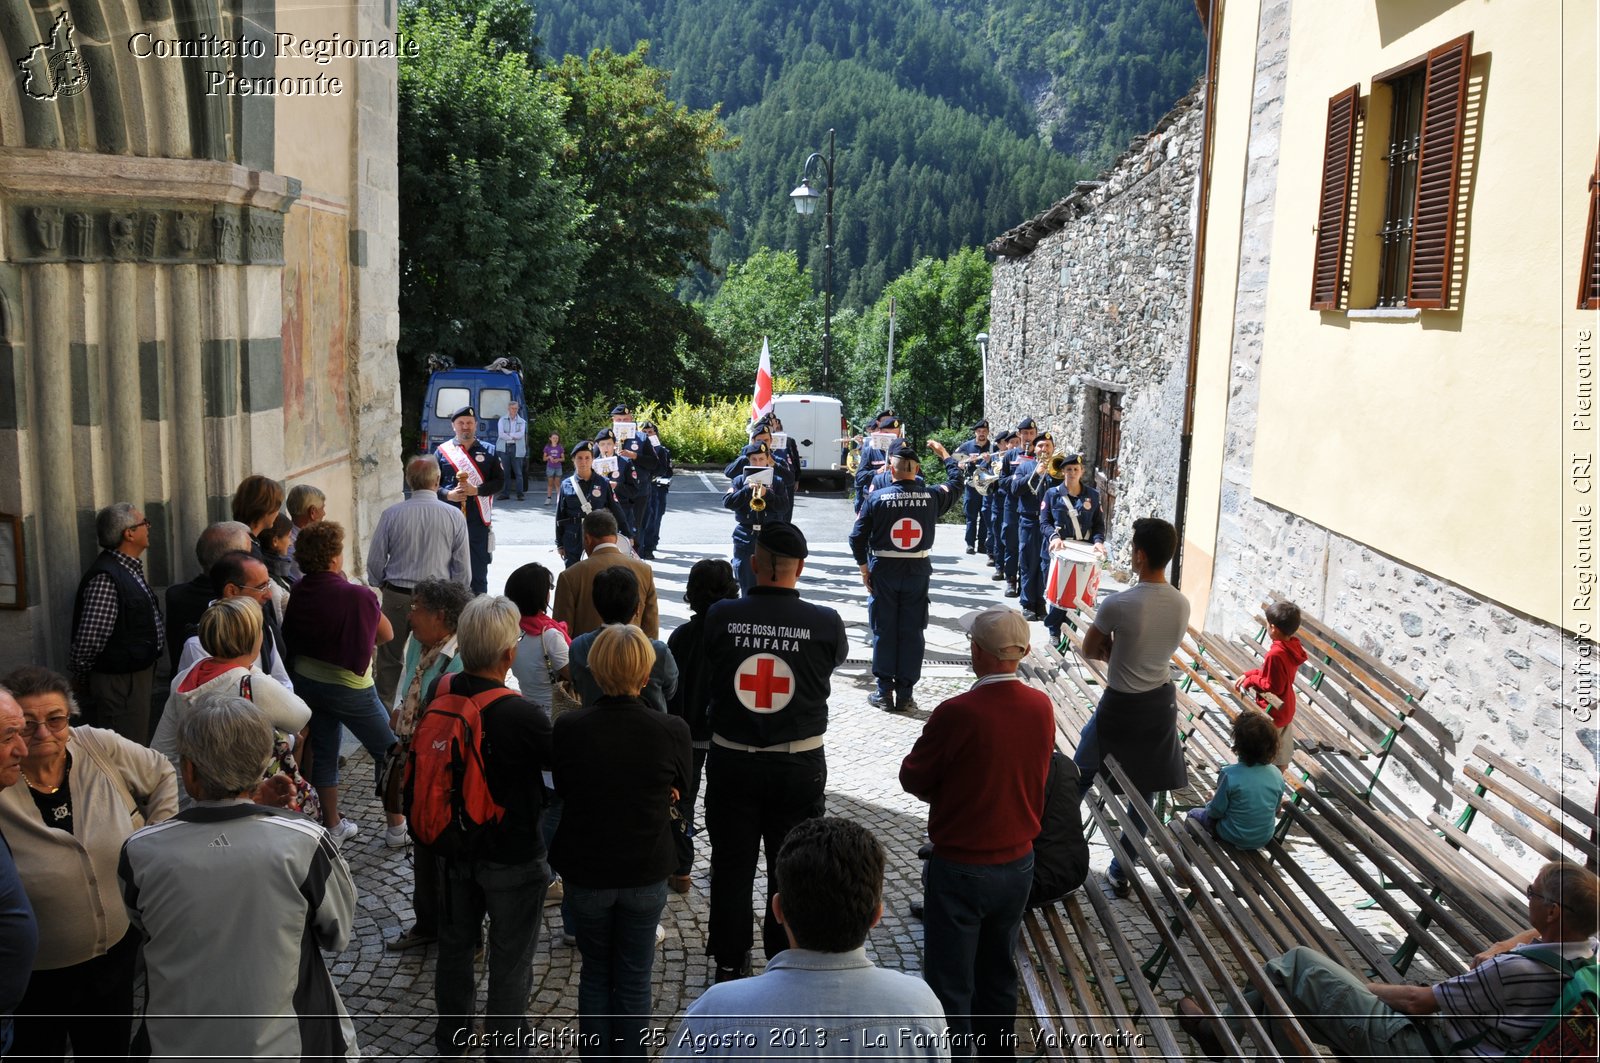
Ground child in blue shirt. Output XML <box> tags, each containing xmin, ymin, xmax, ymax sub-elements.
<box><xmin>1190</xmin><ymin>710</ymin><xmax>1286</xmax><ymax>849</ymax></box>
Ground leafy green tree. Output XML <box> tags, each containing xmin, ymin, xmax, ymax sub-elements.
<box><xmin>843</xmin><ymin>247</ymin><xmax>991</xmax><ymax>435</ymax></box>
<box><xmin>397</xmin><ymin>0</ymin><xmax>586</xmax><ymax>397</ymax></box>
<box><xmin>545</xmin><ymin>43</ymin><xmax>736</xmax><ymax>403</ymax></box>
<box><xmin>703</xmin><ymin>250</ymin><xmax>823</xmax><ymax>387</ymax></box>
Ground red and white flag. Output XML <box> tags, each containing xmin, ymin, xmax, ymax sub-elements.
<box><xmin>751</xmin><ymin>337</ymin><xmax>774</xmax><ymax>423</ymax></box>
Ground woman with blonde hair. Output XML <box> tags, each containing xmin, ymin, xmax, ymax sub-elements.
<box><xmin>551</xmin><ymin>623</ymin><xmax>692</xmax><ymax>1059</ymax></box>
<box><xmin>156</xmin><ymin>596</ymin><xmax>313</xmax><ymax>810</ymax></box>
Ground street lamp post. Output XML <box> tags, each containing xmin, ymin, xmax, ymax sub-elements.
<box><xmin>788</xmin><ymin>128</ymin><xmax>835</xmax><ymax>393</ymax></box>
<box><xmin>976</xmin><ymin>332</ymin><xmax>989</xmax><ymax>413</ymax></box>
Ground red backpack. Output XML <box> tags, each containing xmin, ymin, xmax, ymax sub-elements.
<box><xmin>403</xmin><ymin>674</ymin><xmax>510</xmax><ymax>858</ymax></box>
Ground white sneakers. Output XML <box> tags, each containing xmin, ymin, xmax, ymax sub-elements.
<box><xmin>328</xmin><ymin>818</ymin><xmax>360</xmax><ymax>844</ymax></box>
<box><xmin>384</xmin><ymin>823</ymin><xmax>410</xmax><ymax>848</ymax></box>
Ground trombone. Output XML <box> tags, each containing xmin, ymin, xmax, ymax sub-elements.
<box><xmin>1026</xmin><ymin>451</ymin><xmax>1073</xmax><ymax>496</ymax></box>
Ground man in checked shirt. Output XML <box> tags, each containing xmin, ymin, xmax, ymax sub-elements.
<box><xmin>69</xmin><ymin>502</ymin><xmax>165</xmax><ymax>743</ymax></box>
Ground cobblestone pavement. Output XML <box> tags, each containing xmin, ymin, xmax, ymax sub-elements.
<box><xmin>331</xmin><ymin>489</ymin><xmax>1419</xmax><ymax>1057</ymax></box>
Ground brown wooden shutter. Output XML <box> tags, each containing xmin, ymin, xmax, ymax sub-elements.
<box><xmin>1580</xmin><ymin>148</ymin><xmax>1600</xmax><ymax>310</ymax></box>
<box><xmin>1406</xmin><ymin>33</ymin><xmax>1472</xmax><ymax>309</ymax></box>
<box><xmin>1310</xmin><ymin>86</ymin><xmax>1361</xmax><ymax>310</ymax></box>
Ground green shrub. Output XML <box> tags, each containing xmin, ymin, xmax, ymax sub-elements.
<box><xmin>531</xmin><ymin>391</ymin><xmax>757</xmax><ymax>465</ymax></box>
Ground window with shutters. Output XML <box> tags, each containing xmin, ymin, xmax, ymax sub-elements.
<box><xmin>1311</xmin><ymin>33</ymin><xmax>1473</xmax><ymax>313</ymax></box>
<box><xmin>1375</xmin><ymin>69</ymin><xmax>1424</xmax><ymax>307</ymax></box>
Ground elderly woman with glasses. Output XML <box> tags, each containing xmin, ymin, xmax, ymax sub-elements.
<box><xmin>0</xmin><ymin>665</ymin><xmax>177</xmax><ymax>1060</ymax></box>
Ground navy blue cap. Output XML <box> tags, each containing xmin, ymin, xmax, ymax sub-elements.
<box><xmin>742</xmin><ymin>441</ymin><xmax>771</xmax><ymax>458</ymax></box>
<box><xmin>610</xmin><ymin>404</ymin><xmax>631</xmax><ymax>416</ymax></box>
<box><xmin>1060</xmin><ymin>452</ymin><xmax>1084</xmax><ymax>465</ymax></box>
<box><xmin>888</xmin><ymin>439</ymin><xmax>919</xmax><ymax>461</ymax></box>
<box><xmin>972</xmin><ymin>418</ymin><xmax>989</xmax><ymax>430</ymax></box>
<box><xmin>756</xmin><ymin>521</ymin><xmax>808</xmax><ymax>559</ymax></box>
<box><xmin>571</xmin><ymin>440</ymin><xmax>596</xmax><ymax>457</ymax></box>
<box><xmin>1016</xmin><ymin>416</ymin><xmax>1036</xmax><ymax>430</ymax></box>
<box><xmin>450</xmin><ymin>406</ymin><xmax>476</xmax><ymax>422</ymax></box>
<box><xmin>595</xmin><ymin>427</ymin><xmax>617</xmax><ymax>442</ymax></box>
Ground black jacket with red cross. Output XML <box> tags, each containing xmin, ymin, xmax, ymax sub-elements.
<box><xmin>702</xmin><ymin>588</ymin><xmax>848</xmax><ymax>748</ymax></box>
<box><xmin>847</xmin><ymin>471</ymin><xmax>960</xmax><ymax>568</ymax></box>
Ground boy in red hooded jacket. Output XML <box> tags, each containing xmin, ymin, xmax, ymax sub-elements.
<box><xmin>1234</xmin><ymin>600</ymin><xmax>1308</xmax><ymax>768</ymax></box>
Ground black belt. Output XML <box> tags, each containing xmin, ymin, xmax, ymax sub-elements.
<box><xmin>382</xmin><ymin>582</ymin><xmax>414</xmax><ymax>594</ymax></box>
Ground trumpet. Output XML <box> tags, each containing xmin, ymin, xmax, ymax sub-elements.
<box><xmin>749</xmin><ymin>482</ymin><xmax>768</xmax><ymax>512</ymax></box>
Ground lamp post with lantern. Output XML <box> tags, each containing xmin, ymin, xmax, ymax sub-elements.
<box><xmin>788</xmin><ymin>128</ymin><xmax>836</xmax><ymax>392</ymax></box>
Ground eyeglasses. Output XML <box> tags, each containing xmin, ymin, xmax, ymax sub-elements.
<box><xmin>233</xmin><ymin>580</ymin><xmax>273</xmax><ymax>595</ymax></box>
<box><xmin>21</xmin><ymin>715</ymin><xmax>70</xmax><ymax>737</ymax></box>
<box><xmin>127</xmin><ymin>520</ymin><xmax>150</xmax><ymax>532</ymax></box>
<box><xmin>1526</xmin><ymin>885</ymin><xmax>1571</xmax><ymax>909</ymax></box>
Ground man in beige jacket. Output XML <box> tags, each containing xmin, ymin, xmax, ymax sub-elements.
<box><xmin>552</xmin><ymin>510</ymin><xmax>659</xmax><ymax>639</ymax></box>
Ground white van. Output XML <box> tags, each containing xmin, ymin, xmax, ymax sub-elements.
<box><xmin>771</xmin><ymin>394</ymin><xmax>847</xmax><ymax>484</ymax></box>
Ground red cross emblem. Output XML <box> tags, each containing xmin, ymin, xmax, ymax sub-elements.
<box><xmin>735</xmin><ymin>653</ymin><xmax>795</xmax><ymax>714</ymax></box>
<box><xmin>890</xmin><ymin>518</ymin><xmax>923</xmax><ymax>550</ymax></box>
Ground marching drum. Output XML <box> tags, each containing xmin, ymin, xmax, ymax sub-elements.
<box><xmin>1046</xmin><ymin>541</ymin><xmax>1100</xmax><ymax>612</ymax></box>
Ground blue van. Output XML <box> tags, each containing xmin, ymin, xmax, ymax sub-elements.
<box><xmin>419</xmin><ymin>361</ymin><xmax>525</xmax><ymax>453</ymax></box>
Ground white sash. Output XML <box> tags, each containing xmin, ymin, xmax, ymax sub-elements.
<box><xmin>1061</xmin><ymin>489</ymin><xmax>1085</xmax><ymax>540</ymax></box>
<box><xmin>439</xmin><ymin>440</ymin><xmax>493</xmax><ymax>525</ymax></box>
<box><xmin>566</xmin><ymin>474</ymin><xmax>593</xmax><ymax>515</ymax></box>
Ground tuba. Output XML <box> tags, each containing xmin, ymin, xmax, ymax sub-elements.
<box><xmin>969</xmin><ymin>454</ymin><xmax>1000</xmax><ymax>494</ymax></box>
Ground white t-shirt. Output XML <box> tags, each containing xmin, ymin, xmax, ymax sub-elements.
<box><xmin>1092</xmin><ymin>580</ymin><xmax>1191</xmax><ymax>693</ymax></box>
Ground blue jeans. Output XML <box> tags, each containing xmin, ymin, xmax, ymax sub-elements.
<box><xmin>293</xmin><ymin>672</ymin><xmax>397</xmax><ymax>789</ymax></box>
<box><xmin>923</xmin><ymin>851</ymin><xmax>1035</xmax><ymax>1059</ymax></box>
<box><xmin>566</xmin><ymin>880</ymin><xmax>669</xmax><ymax>1059</ymax></box>
<box><xmin>435</xmin><ymin>856</ymin><xmax>550</xmax><ymax>1058</ymax></box>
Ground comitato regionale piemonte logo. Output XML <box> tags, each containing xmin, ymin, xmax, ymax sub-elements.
<box><xmin>17</xmin><ymin>11</ymin><xmax>89</xmax><ymax>102</ymax></box>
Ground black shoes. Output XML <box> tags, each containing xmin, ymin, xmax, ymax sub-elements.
<box><xmin>1004</xmin><ymin>583</ymin><xmax>1020</xmax><ymax>598</ymax></box>
<box><xmin>965</xmin><ymin>546</ymin><xmax>976</xmax><ymax>555</ymax></box>
<box><xmin>990</xmin><ymin>570</ymin><xmax>1005</xmax><ymax>582</ymax></box>
<box><xmin>896</xmin><ymin>696</ymin><xmax>918</xmax><ymax>714</ymax></box>
<box><xmin>1022</xmin><ymin>609</ymin><xmax>1043</xmax><ymax>622</ymax></box>
<box><xmin>869</xmin><ymin>691</ymin><xmax>902</xmax><ymax>712</ymax></box>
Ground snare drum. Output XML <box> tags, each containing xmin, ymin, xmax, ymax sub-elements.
<box><xmin>1046</xmin><ymin>542</ymin><xmax>1100</xmax><ymax>611</ymax></box>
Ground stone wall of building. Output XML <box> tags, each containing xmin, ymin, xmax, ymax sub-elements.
<box><xmin>1205</xmin><ymin>0</ymin><xmax>1593</xmax><ymax>862</ymax></box>
<box><xmin>985</xmin><ymin>93</ymin><xmax>1201</xmax><ymax>563</ymax></box>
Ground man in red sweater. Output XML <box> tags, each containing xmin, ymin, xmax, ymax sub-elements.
<box><xmin>900</xmin><ymin>606</ymin><xmax>1054</xmax><ymax>1058</ymax></box>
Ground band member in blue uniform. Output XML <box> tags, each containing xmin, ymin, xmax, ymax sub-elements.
<box><xmin>616</xmin><ymin>406</ymin><xmax>665</xmax><ymax>558</ymax></box>
<box><xmin>848</xmin><ymin>439</ymin><xmax>964</xmax><ymax>713</ymax></box>
<box><xmin>1013</xmin><ymin>432</ymin><xmax>1058</xmax><ymax>622</ymax></box>
<box><xmin>555</xmin><ymin>440</ymin><xmax>632</xmax><ymax>569</ymax></box>
<box><xmin>593</xmin><ymin>428</ymin><xmax>640</xmax><ymax>538</ymax></box>
<box><xmin>1041</xmin><ymin>452</ymin><xmax>1108</xmax><ymax>640</ymax></box>
<box><xmin>954</xmin><ymin>419</ymin><xmax>996</xmax><ymax>556</ymax></box>
<box><xmin>723</xmin><ymin>442</ymin><xmax>793</xmax><ymax>595</ymax></box>
<box><xmin>852</xmin><ymin>412</ymin><xmax>902</xmax><ymax>513</ymax></box>
<box><xmin>637</xmin><ymin>420</ymin><xmax>672</xmax><ymax>559</ymax></box>
<box><xmin>702</xmin><ymin>522</ymin><xmax>848</xmax><ymax>982</ymax></box>
<box><xmin>984</xmin><ymin>429</ymin><xmax>1014</xmax><ymax>574</ymax></box>
<box><xmin>997</xmin><ymin>417</ymin><xmax>1037</xmax><ymax>598</ymax></box>
<box><xmin>767</xmin><ymin>413</ymin><xmax>804</xmax><ymax>473</ymax></box>
<box><xmin>435</xmin><ymin>405</ymin><xmax>505</xmax><ymax>594</ymax></box>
